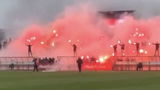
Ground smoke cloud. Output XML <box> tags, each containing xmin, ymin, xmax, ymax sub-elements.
<box><xmin>1</xmin><ymin>0</ymin><xmax>160</xmax><ymax>37</ymax></box>
<box><xmin>1</xmin><ymin>1</ymin><xmax>160</xmax><ymax>57</ymax></box>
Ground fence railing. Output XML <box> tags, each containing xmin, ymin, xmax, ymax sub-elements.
<box><xmin>0</xmin><ymin>57</ymin><xmax>34</xmax><ymax>70</ymax></box>
<box><xmin>112</xmin><ymin>56</ymin><xmax>160</xmax><ymax>71</ymax></box>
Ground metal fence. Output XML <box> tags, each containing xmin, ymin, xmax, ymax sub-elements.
<box><xmin>0</xmin><ymin>57</ymin><xmax>34</xmax><ymax>70</ymax></box>
<box><xmin>112</xmin><ymin>56</ymin><xmax>160</xmax><ymax>71</ymax></box>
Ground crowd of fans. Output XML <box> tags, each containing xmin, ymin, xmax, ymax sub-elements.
<box><xmin>82</xmin><ymin>56</ymin><xmax>97</xmax><ymax>63</ymax></box>
<box><xmin>38</xmin><ymin>57</ymin><xmax>55</xmax><ymax>65</ymax></box>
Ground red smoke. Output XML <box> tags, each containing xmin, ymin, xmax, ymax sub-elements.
<box><xmin>1</xmin><ymin>3</ymin><xmax>160</xmax><ymax>59</ymax></box>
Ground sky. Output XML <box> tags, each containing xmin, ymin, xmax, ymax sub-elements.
<box><xmin>1</xmin><ymin>0</ymin><xmax>160</xmax><ymax>37</ymax></box>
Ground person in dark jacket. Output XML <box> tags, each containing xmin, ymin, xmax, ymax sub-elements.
<box><xmin>33</xmin><ymin>58</ymin><xmax>39</xmax><ymax>72</ymax></box>
<box><xmin>73</xmin><ymin>44</ymin><xmax>77</xmax><ymax>56</ymax></box>
<box><xmin>153</xmin><ymin>43</ymin><xmax>160</xmax><ymax>56</ymax></box>
<box><xmin>113</xmin><ymin>44</ymin><xmax>117</xmax><ymax>56</ymax></box>
<box><xmin>27</xmin><ymin>44</ymin><xmax>33</xmax><ymax>57</ymax></box>
<box><xmin>9</xmin><ymin>63</ymin><xmax>14</xmax><ymax>70</ymax></box>
<box><xmin>136</xmin><ymin>62</ymin><xmax>143</xmax><ymax>71</ymax></box>
<box><xmin>77</xmin><ymin>57</ymin><xmax>83</xmax><ymax>72</ymax></box>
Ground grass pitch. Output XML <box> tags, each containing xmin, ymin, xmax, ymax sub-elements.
<box><xmin>0</xmin><ymin>71</ymin><xmax>160</xmax><ymax>90</ymax></box>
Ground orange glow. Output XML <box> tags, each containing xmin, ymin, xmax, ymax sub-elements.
<box><xmin>40</xmin><ymin>41</ymin><xmax>45</xmax><ymax>45</ymax></box>
<box><xmin>98</xmin><ymin>55</ymin><xmax>109</xmax><ymax>63</ymax></box>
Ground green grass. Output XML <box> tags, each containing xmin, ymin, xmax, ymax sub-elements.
<box><xmin>0</xmin><ymin>71</ymin><xmax>160</xmax><ymax>90</ymax></box>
